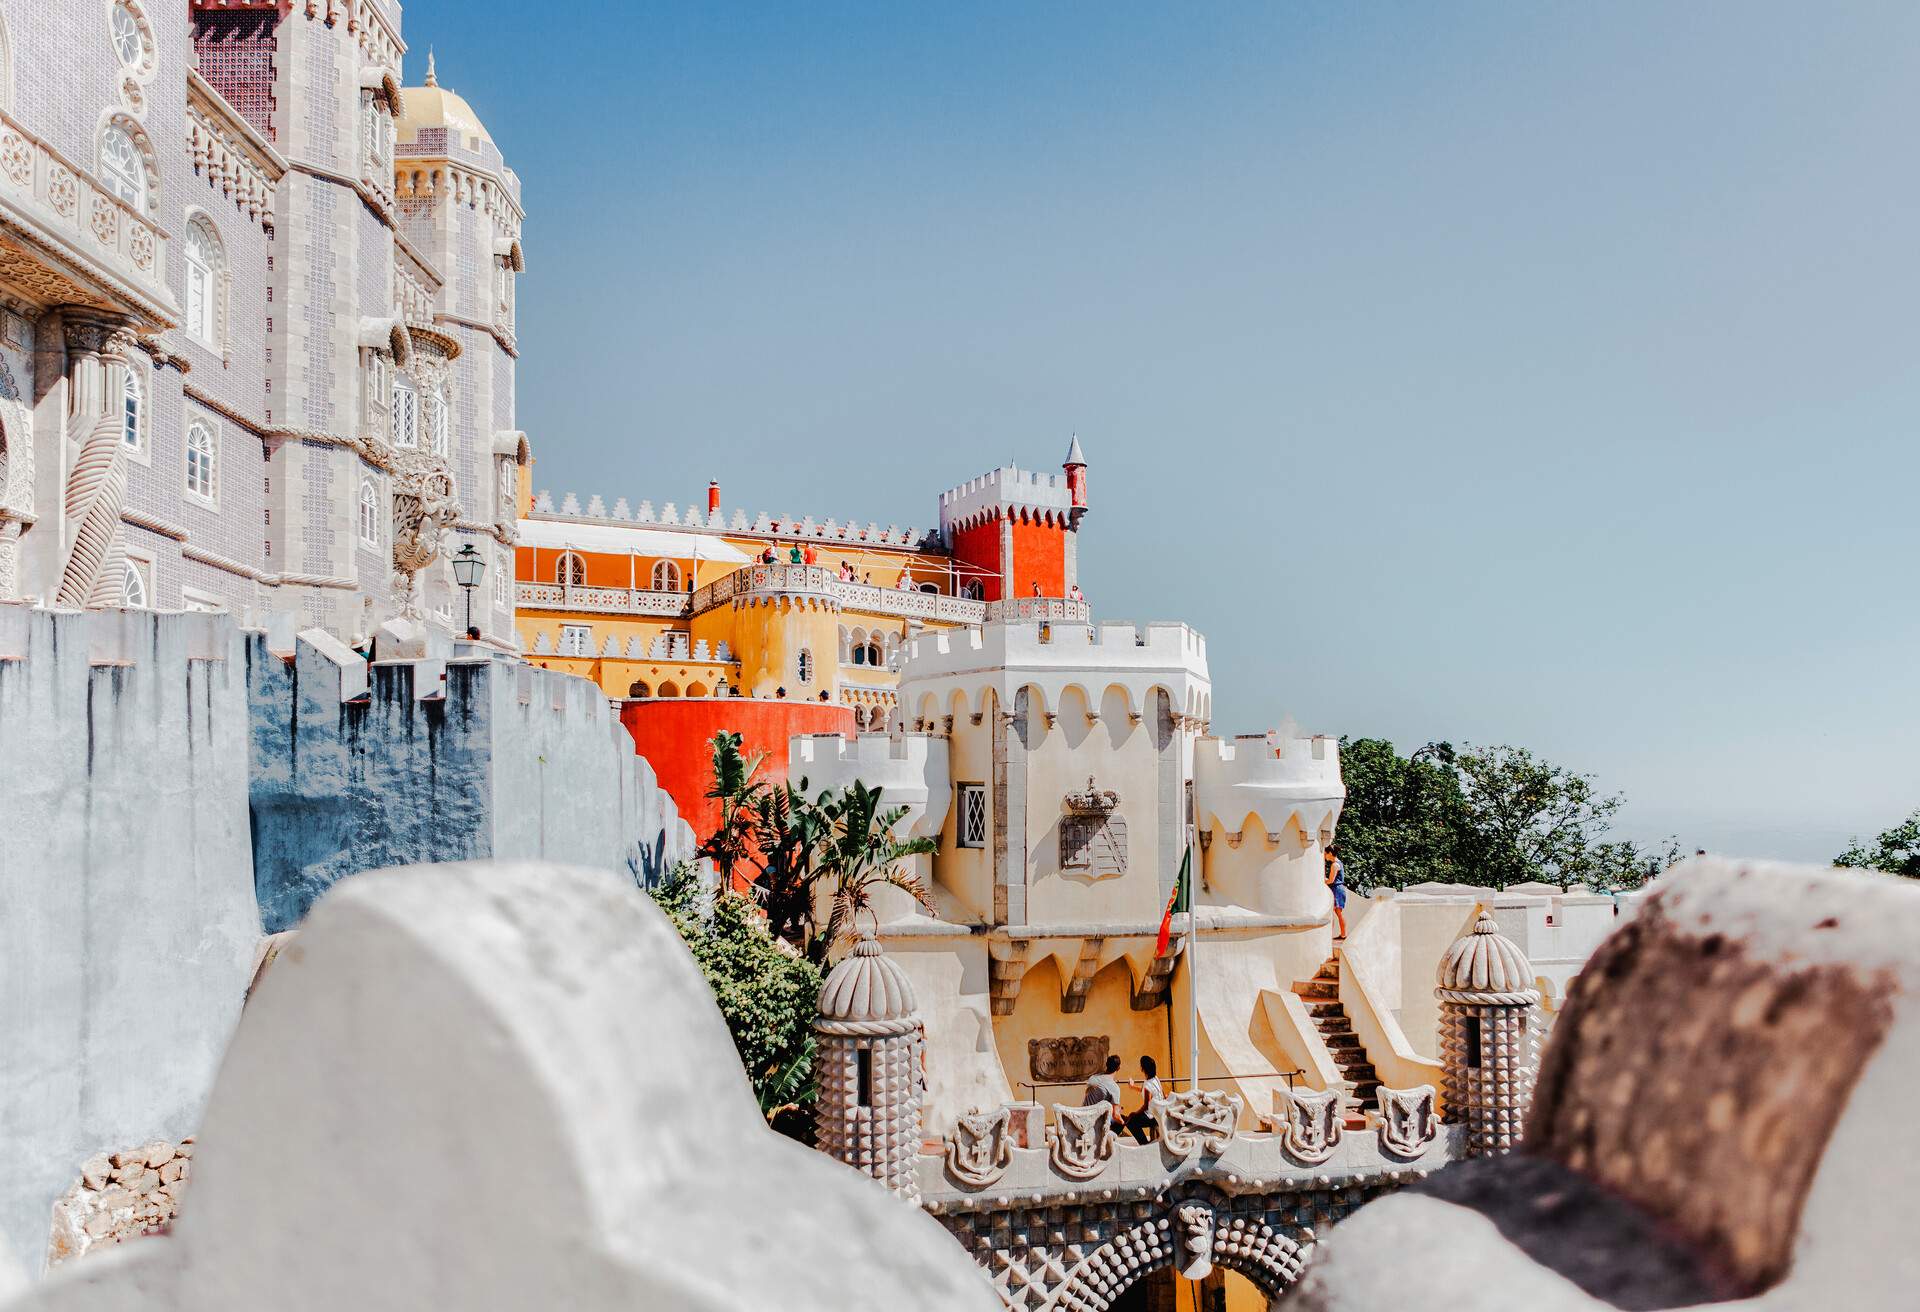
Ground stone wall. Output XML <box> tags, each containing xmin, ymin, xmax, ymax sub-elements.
<box><xmin>246</xmin><ymin>628</ymin><xmax>698</xmax><ymax>931</ymax></box>
<box><xmin>0</xmin><ymin>607</ymin><xmax>259</xmax><ymax>1279</ymax></box>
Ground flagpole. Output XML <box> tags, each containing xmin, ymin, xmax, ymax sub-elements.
<box><xmin>1185</xmin><ymin>722</ymin><xmax>1200</xmax><ymax>1093</ymax></box>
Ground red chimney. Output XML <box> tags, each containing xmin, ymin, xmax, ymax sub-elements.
<box><xmin>707</xmin><ymin>480</ymin><xmax>721</xmax><ymax>516</ymax></box>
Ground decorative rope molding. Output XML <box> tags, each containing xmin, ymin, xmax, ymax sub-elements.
<box><xmin>122</xmin><ymin>507</ymin><xmax>188</xmax><ymax>541</ymax></box>
<box><xmin>181</xmin><ymin>541</ymin><xmax>359</xmax><ymax>591</ymax></box>
<box><xmin>433</xmin><ymin>311</ymin><xmax>518</xmax><ymax>359</ymax></box>
<box><xmin>284</xmin><ymin>158</ymin><xmax>394</xmax><ymax>230</ymax></box>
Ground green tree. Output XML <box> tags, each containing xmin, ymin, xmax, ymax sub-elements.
<box><xmin>695</xmin><ymin>731</ymin><xmax>767</xmax><ymax>889</ymax></box>
<box><xmin>649</xmin><ymin>863</ymin><xmax>823</xmax><ymax>1132</ymax></box>
<box><xmin>1338</xmin><ymin>738</ymin><xmax>1676</xmax><ymax>893</ymax></box>
<box><xmin>818</xmin><ymin>779</ymin><xmax>937</xmax><ymax>952</ymax></box>
<box><xmin>1836</xmin><ymin>811</ymin><xmax>1920</xmax><ymax>878</ymax></box>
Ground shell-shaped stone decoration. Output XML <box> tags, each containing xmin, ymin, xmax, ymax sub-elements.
<box><xmin>1436</xmin><ymin>909</ymin><xmax>1534</xmax><ymax>993</ymax></box>
<box><xmin>819</xmin><ymin>934</ymin><xmax>918</xmax><ymax>1022</ymax></box>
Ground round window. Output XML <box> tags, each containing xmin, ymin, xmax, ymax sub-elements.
<box><xmin>110</xmin><ymin>3</ymin><xmax>146</xmax><ymax>69</ymax></box>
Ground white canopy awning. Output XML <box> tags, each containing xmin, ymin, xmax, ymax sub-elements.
<box><xmin>516</xmin><ymin>517</ymin><xmax>750</xmax><ymax>563</ymax></box>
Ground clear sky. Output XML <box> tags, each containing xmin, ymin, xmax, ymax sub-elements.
<box><xmin>408</xmin><ymin>1</ymin><xmax>1919</xmax><ymax>864</ymax></box>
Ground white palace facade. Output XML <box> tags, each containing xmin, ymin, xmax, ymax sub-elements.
<box><xmin>0</xmin><ymin>0</ymin><xmax>526</xmax><ymax>640</ymax></box>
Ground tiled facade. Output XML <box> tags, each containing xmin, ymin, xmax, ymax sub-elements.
<box><xmin>0</xmin><ymin>0</ymin><xmax>526</xmax><ymax>643</ymax></box>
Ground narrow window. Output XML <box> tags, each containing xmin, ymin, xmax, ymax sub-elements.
<box><xmin>184</xmin><ymin>421</ymin><xmax>215</xmax><ymax>501</ymax></box>
<box><xmin>426</xmin><ymin>389</ymin><xmax>449</xmax><ymax>455</ymax></box>
<box><xmin>358</xmin><ymin>478</ymin><xmax>379</xmax><ymax>547</ymax></box>
<box><xmin>121</xmin><ymin>368</ymin><xmax>141</xmax><ymax>451</ymax></box>
<box><xmin>556</xmin><ymin>551</ymin><xmax>584</xmax><ymax>587</ymax></box>
<box><xmin>121</xmin><ymin>561</ymin><xmax>147</xmax><ymax>608</ymax></box>
<box><xmin>855</xmin><ymin>1047</ymin><xmax>873</xmax><ymax>1108</ymax></box>
<box><xmin>99</xmin><ymin>124</ymin><xmax>145</xmax><ymax>208</ymax></box>
<box><xmin>391</xmin><ymin>379</ymin><xmax>417</xmax><ymax>447</ymax></box>
<box><xmin>957</xmin><ymin>783</ymin><xmax>987</xmax><ymax>848</ymax></box>
<box><xmin>797</xmin><ymin>648</ymin><xmax>813</xmax><ymax>684</ymax></box>
<box><xmin>650</xmin><ymin>559</ymin><xmax>680</xmax><ymax>591</ymax></box>
<box><xmin>560</xmin><ymin>624</ymin><xmax>591</xmax><ymax>657</ymax></box>
<box><xmin>184</xmin><ymin>221</ymin><xmax>222</xmax><ymax>347</ymax></box>
<box><xmin>1464</xmin><ymin>1015</ymin><xmax>1483</xmax><ymax>1069</ymax></box>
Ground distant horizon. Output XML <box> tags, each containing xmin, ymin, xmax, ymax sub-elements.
<box><xmin>413</xmin><ymin>0</ymin><xmax>1920</xmax><ymax>868</ymax></box>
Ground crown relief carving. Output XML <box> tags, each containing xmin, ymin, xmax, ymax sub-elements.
<box><xmin>1064</xmin><ymin>778</ymin><xmax>1120</xmax><ymax>814</ymax></box>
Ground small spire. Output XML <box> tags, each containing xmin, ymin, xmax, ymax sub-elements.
<box><xmin>1064</xmin><ymin>433</ymin><xmax>1087</xmax><ymax>466</ymax></box>
<box><xmin>424</xmin><ymin>48</ymin><xmax>438</xmax><ymax>88</ymax></box>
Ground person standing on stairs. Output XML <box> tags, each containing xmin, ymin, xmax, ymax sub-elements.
<box><xmin>1325</xmin><ymin>844</ymin><xmax>1348</xmax><ymax>940</ymax></box>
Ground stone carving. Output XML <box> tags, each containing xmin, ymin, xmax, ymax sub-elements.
<box><xmin>1371</xmin><ymin>1084</ymin><xmax>1439</xmax><ymax>1159</ymax></box>
<box><xmin>1154</xmin><ymin>1089</ymin><xmax>1242</xmax><ymax>1157</ymax></box>
<box><xmin>91</xmin><ymin>196</ymin><xmax>118</xmax><ymax>246</ymax></box>
<box><xmin>390</xmin><ymin>456</ymin><xmax>460</xmax><ymax>617</ymax></box>
<box><xmin>944</xmin><ymin>1106</ymin><xmax>1013</xmax><ymax>1188</ymax></box>
<box><xmin>1028</xmin><ymin>1034</ymin><xmax>1108</xmax><ymax>1083</ymax></box>
<box><xmin>1176</xmin><ymin>1202</ymin><xmax>1217</xmax><ymax>1280</ymax></box>
<box><xmin>1061</xmin><ymin>777</ymin><xmax>1127</xmax><ymax>876</ymax></box>
<box><xmin>53</xmin><ymin>412</ymin><xmax>128</xmax><ymax>608</ymax></box>
<box><xmin>1</xmin><ymin>130</ymin><xmax>30</xmax><ymax>187</ymax></box>
<box><xmin>1269</xmin><ymin>1086</ymin><xmax>1343</xmax><ymax>1166</ymax></box>
<box><xmin>1047</xmin><ymin>1103</ymin><xmax>1118</xmax><ymax>1180</ymax></box>
<box><xmin>48</xmin><ymin>165</ymin><xmax>76</xmax><ymax>217</ymax></box>
<box><xmin>129</xmin><ymin>224</ymin><xmax>154</xmax><ymax>271</ymax></box>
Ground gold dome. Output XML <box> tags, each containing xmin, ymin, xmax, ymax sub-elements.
<box><xmin>398</xmin><ymin>54</ymin><xmax>494</xmax><ymax>150</ymax></box>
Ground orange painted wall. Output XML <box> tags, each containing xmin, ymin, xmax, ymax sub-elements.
<box><xmin>950</xmin><ymin>517</ymin><xmax>1003</xmax><ymax>601</ymax></box>
<box><xmin>1007</xmin><ymin>517</ymin><xmax>1067</xmax><ymax>597</ymax></box>
<box><xmin>619</xmin><ymin>698</ymin><xmax>856</xmax><ymax>889</ymax></box>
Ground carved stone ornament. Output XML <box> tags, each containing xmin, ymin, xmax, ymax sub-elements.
<box><xmin>1153</xmin><ymin>1089</ymin><xmax>1242</xmax><ymax>1158</ymax></box>
<box><xmin>1268</xmin><ymin>1086</ymin><xmax>1343</xmax><ymax>1166</ymax></box>
<box><xmin>944</xmin><ymin>1106</ymin><xmax>1013</xmax><ymax>1188</ymax></box>
<box><xmin>1061</xmin><ymin>776</ymin><xmax>1128</xmax><ymax>877</ymax></box>
<box><xmin>1371</xmin><ymin>1084</ymin><xmax>1440</xmax><ymax>1159</ymax></box>
<box><xmin>1063</xmin><ymin>776</ymin><xmax>1120</xmax><ymax>813</ymax></box>
<box><xmin>390</xmin><ymin>451</ymin><xmax>460</xmax><ymax>617</ymax></box>
<box><xmin>1047</xmin><ymin>1103</ymin><xmax>1118</xmax><ymax>1181</ymax></box>
<box><xmin>1175</xmin><ymin>1202</ymin><xmax>1217</xmax><ymax>1281</ymax></box>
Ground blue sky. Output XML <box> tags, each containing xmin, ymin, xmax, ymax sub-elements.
<box><xmin>408</xmin><ymin>1</ymin><xmax>1919</xmax><ymax>863</ymax></box>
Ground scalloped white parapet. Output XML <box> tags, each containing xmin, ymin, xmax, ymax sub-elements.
<box><xmin>897</xmin><ymin>619</ymin><xmax>1211</xmax><ymax>724</ymax></box>
<box><xmin>788</xmin><ymin>732</ymin><xmax>951</xmax><ymax>840</ymax></box>
<box><xmin>1192</xmin><ymin>734</ymin><xmax>1345</xmax><ymax>838</ymax></box>
<box><xmin>938</xmin><ymin>464</ymin><xmax>1076</xmax><ymax>534</ymax></box>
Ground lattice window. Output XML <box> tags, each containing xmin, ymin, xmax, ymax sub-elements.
<box><xmin>121</xmin><ymin>367</ymin><xmax>142</xmax><ymax>451</ymax></box>
<box><xmin>358</xmin><ymin>478</ymin><xmax>380</xmax><ymax>547</ymax></box>
<box><xmin>556</xmin><ymin>552</ymin><xmax>584</xmax><ymax>587</ymax></box>
<box><xmin>797</xmin><ymin>648</ymin><xmax>814</xmax><ymax>684</ymax></box>
<box><xmin>392</xmin><ymin>379</ymin><xmax>417</xmax><ymax>447</ymax></box>
<box><xmin>184</xmin><ymin>420</ymin><xmax>216</xmax><ymax>502</ymax></box>
<box><xmin>99</xmin><ymin>125</ymin><xmax>144</xmax><ymax>207</ymax></box>
<box><xmin>559</xmin><ymin>624</ymin><xmax>591</xmax><ymax>657</ymax></box>
<box><xmin>650</xmin><ymin>559</ymin><xmax>680</xmax><ymax>591</ymax></box>
<box><xmin>958</xmin><ymin>783</ymin><xmax>987</xmax><ymax>848</ymax></box>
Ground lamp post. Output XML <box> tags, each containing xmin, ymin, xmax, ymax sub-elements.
<box><xmin>452</xmin><ymin>542</ymin><xmax>485</xmax><ymax>634</ymax></box>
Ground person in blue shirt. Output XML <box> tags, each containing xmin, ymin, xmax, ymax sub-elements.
<box><xmin>1324</xmin><ymin>844</ymin><xmax>1348</xmax><ymax>940</ymax></box>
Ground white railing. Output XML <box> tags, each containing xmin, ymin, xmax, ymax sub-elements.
<box><xmin>829</xmin><ymin>580</ymin><xmax>985</xmax><ymax>624</ymax></box>
<box><xmin>985</xmin><ymin>597</ymin><xmax>1091</xmax><ymax>623</ymax></box>
<box><xmin>516</xmin><ymin>582</ymin><xmax>690</xmax><ymax>617</ymax></box>
<box><xmin>0</xmin><ymin>108</ymin><xmax>171</xmax><ymax>311</ymax></box>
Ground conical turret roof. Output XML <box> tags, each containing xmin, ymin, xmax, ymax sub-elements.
<box><xmin>1064</xmin><ymin>434</ymin><xmax>1087</xmax><ymax>466</ymax></box>
<box><xmin>818</xmin><ymin>934</ymin><xmax>917</xmax><ymax>1022</ymax></box>
<box><xmin>1437</xmin><ymin>908</ymin><xmax>1535</xmax><ymax>993</ymax></box>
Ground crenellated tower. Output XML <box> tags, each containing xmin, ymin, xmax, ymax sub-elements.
<box><xmin>938</xmin><ymin>438</ymin><xmax>1089</xmax><ymax>602</ymax></box>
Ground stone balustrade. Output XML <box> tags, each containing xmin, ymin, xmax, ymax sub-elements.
<box><xmin>984</xmin><ymin>596</ymin><xmax>1091</xmax><ymax>623</ymax></box>
<box><xmin>518</xmin><ymin>566</ymin><xmax>989</xmax><ymax>625</ymax></box>
<box><xmin>0</xmin><ymin>108</ymin><xmax>173</xmax><ymax>317</ymax></box>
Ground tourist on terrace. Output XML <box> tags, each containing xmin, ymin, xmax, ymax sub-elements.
<box><xmin>1082</xmin><ymin>1055</ymin><xmax>1125</xmax><ymax>1128</ymax></box>
<box><xmin>788</xmin><ymin>542</ymin><xmax>804</xmax><ymax>564</ymax></box>
<box><xmin>760</xmin><ymin>543</ymin><xmax>777</xmax><ymax>564</ymax></box>
<box><xmin>802</xmin><ymin>543</ymin><xmax>817</xmax><ymax>565</ymax></box>
<box><xmin>1031</xmin><ymin>580</ymin><xmax>1043</xmax><ymax>597</ymax></box>
<box><xmin>1123</xmin><ymin>1055</ymin><xmax>1162</xmax><ymax>1143</ymax></box>
<box><xmin>896</xmin><ymin>569</ymin><xmax>914</xmax><ymax>590</ymax></box>
<box><xmin>839</xmin><ymin>560</ymin><xmax>856</xmax><ymax>582</ymax></box>
<box><xmin>1325</xmin><ymin>844</ymin><xmax>1348</xmax><ymax>940</ymax></box>
<box><xmin>1068</xmin><ymin>582</ymin><xmax>1084</xmax><ymax>604</ymax></box>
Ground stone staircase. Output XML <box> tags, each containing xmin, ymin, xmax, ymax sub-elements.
<box><xmin>1292</xmin><ymin>956</ymin><xmax>1380</xmax><ymax>1119</ymax></box>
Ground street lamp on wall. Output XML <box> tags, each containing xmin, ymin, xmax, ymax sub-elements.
<box><xmin>452</xmin><ymin>542</ymin><xmax>485</xmax><ymax>634</ymax></box>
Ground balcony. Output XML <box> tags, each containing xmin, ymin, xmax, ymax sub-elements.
<box><xmin>516</xmin><ymin>582</ymin><xmax>691</xmax><ymax>618</ymax></box>
<box><xmin>0</xmin><ymin>108</ymin><xmax>175</xmax><ymax>322</ymax></box>
<box><xmin>984</xmin><ymin>596</ymin><xmax>1091</xmax><ymax>623</ymax></box>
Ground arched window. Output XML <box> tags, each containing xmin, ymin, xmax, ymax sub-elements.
<box><xmin>110</xmin><ymin>3</ymin><xmax>148</xmax><ymax>69</ymax></box>
<box><xmin>797</xmin><ymin>648</ymin><xmax>814</xmax><ymax>685</ymax></box>
<box><xmin>122</xmin><ymin>562</ymin><xmax>147</xmax><ymax>608</ymax></box>
<box><xmin>425</xmin><ymin>388</ymin><xmax>449</xmax><ymax>455</ymax></box>
<box><xmin>184</xmin><ymin>420</ymin><xmax>215</xmax><ymax>501</ymax></box>
<box><xmin>121</xmin><ymin>367</ymin><xmax>142</xmax><ymax>451</ymax></box>
<box><xmin>556</xmin><ymin>551</ymin><xmax>584</xmax><ymax>587</ymax></box>
<box><xmin>962</xmin><ymin>580</ymin><xmax>984</xmax><ymax>601</ymax></box>
<box><xmin>184</xmin><ymin>220</ymin><xmax>223</xmax><ymax>347</ymax></box>
<box><xmin>627</xmin><ymin>680</ymin><xmax>651</xmax><ymax>698</ymax></box>
<box><xmin>99</xmin><ymin>124</ymin><xmax>145</xmax><ymax>209</ymax></box>
<box><xmin>391</xmin><ymin>378</ymin><xmax>417</xmax><ymax>447</ymax></box>
<box><xmin>358</xmin><ymin>478</ymin><xmax>380</xmax><ymax>547</ymax></box>
<box><xmin>650</xmin><ymin>559</ymin><xmax>680</xmax><ymax>591</ymax></box>
<box><xmin>918</xmin><ymin>583</ymin><xmax>938</xmax><ymax>595</ymax></box>
<box><xmin>497</xmin><ymin>459</ymin><xmax>514</xmax><ymax>518</ymax></box>
<box><xmin>864</xmin><ymin>639</ymin><xmax>882</xmax><ymax>666</ymax></box>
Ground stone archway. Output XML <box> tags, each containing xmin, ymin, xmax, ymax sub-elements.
<box><xmin>1040</xmin><ymin>1199</ymin><xmax>1304</xmax><ymax>1311</ymax></box>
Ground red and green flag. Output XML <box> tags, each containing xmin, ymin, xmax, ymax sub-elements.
<box><xmin>1154</xmin><ymin>848</ymin><xmax>1191</xmax><ymax>958</ymax></box>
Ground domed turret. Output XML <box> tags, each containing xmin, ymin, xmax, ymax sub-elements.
<box><xmin>813</xmin><ymin>935</ymin><xmax>924</xmax><ymax>1200</ymax></box>
<box><xmin>1437</xmin><ymin>909</ymin><xmax>1535</xmax><ymax>994</ymax></box>
<box><xmin>1436</xmin><ymin>906</ymin><xmax>1541</xmax><ymax>1158</ymax></box>
<box><xmin>398</xmin><ymin>53</ymin><xmax>497</xmax><ymax>150</ymax></box>
<box><xmin>819</xmin><ymin>934</ymin><xmax>918</xmax><ymax>1023</ymax></box>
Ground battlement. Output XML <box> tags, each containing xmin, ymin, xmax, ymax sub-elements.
<box><xmin>904</xmin><ymin>618</ymin><xmax>1208</xmax><ymax>670</ymax></box>
<box><xmin>788</xmin><ymin>732</ymin><xmax>951</xmax><ymax>841</ymax></box>
<box><xmin>938</xmin><ymin>464</ymin><xmax>1077</xmax><ymax>534</ymax></box>
<box><xmin>529</xmin><ymin>495</ymin><xmax>935</xmax><ymax>551</ymax></box>
<box><xmin>1193</xmin><ymin>734</ymin><xmax>1346</xmax><ymax>837</ymax></box>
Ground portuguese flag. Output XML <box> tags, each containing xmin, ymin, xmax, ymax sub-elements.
<box><xmin>1154</xmin><ymin>848</ymin><xmax>1191</xmax><ymax>958</ymax></box>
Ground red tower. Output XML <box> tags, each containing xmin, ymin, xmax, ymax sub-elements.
<box><xmin>938</xmin><ymin>441</ymin><xmax>1089</xmax><ymax>602</ymax></box>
